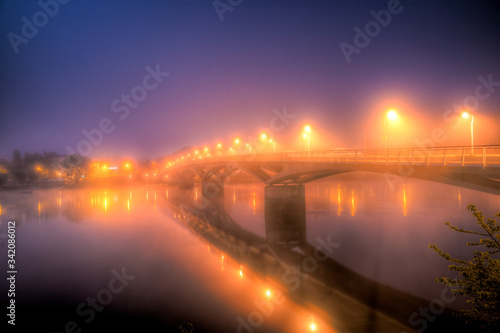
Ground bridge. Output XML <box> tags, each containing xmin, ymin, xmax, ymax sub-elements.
<box><xmin>163</xmin><ymin>145</ymin><xmax>500</xmax><ymax>195</ymax></box>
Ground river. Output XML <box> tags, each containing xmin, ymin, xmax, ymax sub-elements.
<box><xmin>0</xmin><ymin>172</ymin><xmax>498</xmax><ymax>332</ymax></box>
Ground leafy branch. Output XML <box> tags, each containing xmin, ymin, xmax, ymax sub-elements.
<box><xmin>429</xmin><ymin>204</ymin><xmax>500</xmax><ymax>328</ymax></box>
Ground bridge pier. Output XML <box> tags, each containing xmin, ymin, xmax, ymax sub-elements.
<box><xmin>265</xmin><ymin>184</ymin><xmax>306</xmax><ymax>245</ymax></box>
<box><xmin>201</xmin><ymin>178</ymin><xmax>225</xmax><ymax>210</ymax></box>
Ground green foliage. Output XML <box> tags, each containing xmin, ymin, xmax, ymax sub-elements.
<box><xmin>429</xmin><ymin>204</ymin><xmax>500</xmax><ymax>328</ymax></box>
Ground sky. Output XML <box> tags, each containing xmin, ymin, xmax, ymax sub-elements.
<box><xmin>1</xmin><ymin>0</ymin><xmax>499</xmax><ymax>160</ymax></box>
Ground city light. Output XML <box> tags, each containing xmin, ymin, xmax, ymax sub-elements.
<box><xmin>384</xmin><ymin>110</ymin><xmax>398</xmax><ymax>150</ymax></box>
<box><xmin>302</xmin><ymin>125</ymin><xmax>311</xmax><ymax>151</ymax></box>
<box><xmin>261</xmin><ymin>133</ymin><xmax>267</xmax><ymax>140</ymax></box>
<box><xmin>387</xmin><ymin>110</ymin><xmax>398</xmax><ymax>120</ymax></box>
<box><xmin>462</xmin><ymin>111</ymin><xmax>474</xmax><ymax>152</ymax></box>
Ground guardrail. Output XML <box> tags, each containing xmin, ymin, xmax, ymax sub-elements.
<box><xmin>168</xmin><ymin>145</ymin><xmax>500</xmax><ymax>169</ymax></box>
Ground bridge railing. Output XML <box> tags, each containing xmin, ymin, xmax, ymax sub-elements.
<box><xmin>248</xmin><ymin>145</ymin><xmax>500</xmax><ymax>168</ymax></box>
<box><xmin>167</xmin><ymin>145</ymin><xmax>500</xmax><ymax>169</ymax></box>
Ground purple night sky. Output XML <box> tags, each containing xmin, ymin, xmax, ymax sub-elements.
<box><xmin>1</xmin><ymin>0</ymin><xmax>499</xmax><ymax>159</ymax></box>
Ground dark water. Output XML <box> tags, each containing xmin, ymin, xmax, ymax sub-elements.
<box><xmin>0</xmin><ymin>172</ymin><xmax>498</xmax><ymax>332</ymax></box>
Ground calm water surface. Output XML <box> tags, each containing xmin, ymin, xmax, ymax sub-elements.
<box><xmin>1</xmin><ymin>172</ymin><xmax>498</xmax><ymax>332</ymax></box>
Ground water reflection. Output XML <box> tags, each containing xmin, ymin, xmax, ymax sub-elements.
<box><xmin>166</xmin><ymin>183</ymin><xmax>468</xmax><ymax>332</ymax></box>
<box><xmin>0</xmin><ymin>174</ymin><xmax>498</xmax><ymax>332</ymax></box>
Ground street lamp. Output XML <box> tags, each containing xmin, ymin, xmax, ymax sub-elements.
<box><xmin>461</xmin><ymin>111</ymin><xmax>474</xmax><ymax>153</ymax></box>
<box><xmin>301</xmin><ymin>125</ymin><xmax>311</xmax><ymax>151</ymax></box>
<box><xmin>269</xmin><ymin>139</ymin><xmax>276</xmax><ymax>153</ymax></box>
<box><xmin>234</xmin><ymin>138</ymin><xmax>240</xmax><ymax>155</ymax></box>
<box><xmin>384</xmin><ymin>110</ymin><xmax>398</xmax><ymax>150</ymax></box>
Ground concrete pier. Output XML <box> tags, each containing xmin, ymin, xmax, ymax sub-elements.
<box><xmin>264</xmin><ymin>184</ymin><xmax>306</xmax><ymax>245</ymax></box>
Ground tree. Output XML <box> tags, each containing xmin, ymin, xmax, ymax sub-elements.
<box><xmin>62</xmin><ymin>154</ymin><xmax>90</xmax><ymax>182</ymax></box>
<box><xmin>429</xmin><ymin>204</ymin><xmax>500</xmax><ymax>329</ymax></box>
<box><xmin>11</xmin><ymin>150</ymin><xmax>25</xmax><ymax>183</ymax></box>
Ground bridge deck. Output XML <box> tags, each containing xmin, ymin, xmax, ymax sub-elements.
<box><xmin>171</xmin><ymin>145</ymin><xmax>500</xmax><ymax>168</ymax></box>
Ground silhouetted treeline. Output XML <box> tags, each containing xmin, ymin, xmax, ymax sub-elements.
<box><xmin>0</xmin><ymin>150</ymin><xmax>64</xmax><ymax>184</ymax></box>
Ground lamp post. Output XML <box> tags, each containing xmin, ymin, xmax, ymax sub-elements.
<box><xmin>234</xmin><ymin>138</ymin><xmax>240</xmax><ymax>155</ymax></box>
<box><xmin>461</xmin><ymin>111</ymin><xmax>474</xmax><ymax>154</ymax></box>
<box><xmin>303</xmin><ymin>125</ymin><xmax>311</xmax><ymax>151</ymax></box>
<box><xmin>384</xmin><ymin>110</ymin><xmax>398</xmax><ymax>150</ymax></box>
<box><xmin>269</xmin><ymin>139</ymin><xmax>276</xmax><ymax>153</ymax></box>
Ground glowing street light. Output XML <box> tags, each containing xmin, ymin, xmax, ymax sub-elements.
<box><xmin>302</xmin><ymin>125</ymin><xmax>311</xmax><ymax>151</ymax></box>
<box><xmin>269</xmin><ymin>138</ymin><xmax>276</xmax><ymax>153</ymax></box>
<box><xmin>384</xmin><ymin>110</ymin><xmax>398</xmax><ymax>150</ymax></box>
<box><xmin>261</xmin><ymin>133</ymin><xmax>267</xmax><ymax>140</ymax></box>
<box><xmin>462</xmin><ymin>111</ymin><xmax>474</xmax><ymax>153</ymax></box>
<box><xmin>387</xmin><ymin>110</ymin><xmax>398</xmax><ymax>120</ymax></box>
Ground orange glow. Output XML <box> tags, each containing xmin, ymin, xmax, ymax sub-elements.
<box><xmin>261</xmin><ymin>133</ymin><xmax>267</xmax><ymax>140</ymax></box>
<box><xmin>337</xmin><ymin>187</ymin><xmax>342</xmax><ymax>216</ymax></box>
<box><xmin>234</xmin><ymin>138</ymin><xmax>240</xmax><ymax>144</ymax></box>
<box><xmin>266</xmin><ymin>289</ymin><xmax>271</xmax><ymax>298</ymax></box>
<box><xmin>304</xmin><ymin>125</ymin><xmax>311</xmax><ymax>133</ymax></box>
<box><xmin>387</xmin><ymin>110</ymin><xmax>398</xmax><ymax>120</ymax></box>
<box><xmin>462</xmin><ymin>111</ymin><xmax>470</xmax><ymax>119</ymax></box>
<box><xmin>252</xmin><ymin>192</ymin><xmax>256</xmax><ymax>215</ymax></box>
<box><xmin>403</xmin><ymin>187</ymin><xmax>407</xmax><ymax>217</ymax></box>
<box><xmin>350</xmin><ymin>190</ymin><xmax>355</xmax><ymax>216</ymax></box>
<box><xmin>310</xmin><ymin>323</ymin><xmax>317</xmax><ymax>331</ymax></box>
